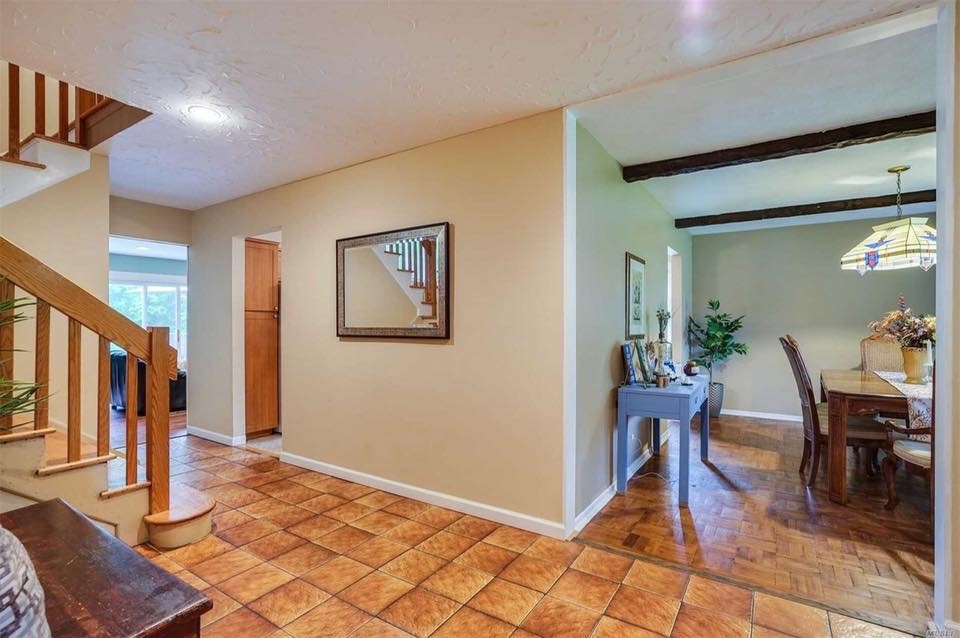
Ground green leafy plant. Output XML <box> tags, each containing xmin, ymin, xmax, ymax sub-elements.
<box><xmin>687</xmin><ymin>299</ymin><xmax>748</xmax><ymax>382</ymax></box>
<box><xmin>0</xmin><ymin>288</ymin><xmax>45</xmax><ymax>431</ymax></box>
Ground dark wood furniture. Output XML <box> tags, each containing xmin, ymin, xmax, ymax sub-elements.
<box><xmin>780</xmin><ymin>336</ymin><xmax>888</xmax><ymax>489</ymax></box>
<box><xmin>820</xmin><ymin>368</ymin><xmax>909</xmax><ymax>505</ymax></box>
<box><xmin>0</xmin><ymin>499</ymin><xmax>211</xmax><ymax>637</ymax></box>
<box><xmin>245</xmin><ymin>237</ymin><xmax>281</xmax><ymax>438</ymax></box>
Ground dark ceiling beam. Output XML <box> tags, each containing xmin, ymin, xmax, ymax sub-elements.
<box><xmin>674</xmin><ymin>189</ymin><xmax>937</xmax><ymax>229</ymax></box>
<box><xmin>623</xmin><ymin>110</ymin><xmax>936</xmax><ymax>183</ymax></box>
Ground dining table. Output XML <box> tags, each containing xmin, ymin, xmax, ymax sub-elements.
<box><xmin>820</xmin><ymin>369</ymin><xmax>912</xmax><ymax>504</ymax></box>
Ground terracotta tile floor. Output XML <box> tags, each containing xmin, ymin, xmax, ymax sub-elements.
<box><xmin>135</xmin><ymin>435</ymin><xmax>914</xmax><ymax>637</ymax></box>
<box><xmin>578</xmin><ymin>416</ymin><xmax>933</xmax><ymax>636</ymax></box>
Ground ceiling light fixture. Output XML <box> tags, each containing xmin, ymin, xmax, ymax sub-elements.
<box><xmin>840</xmin><ymin>165</ymin><xmax>936</xmax><ymax>275</ymax></box>
<box><xmin>134</xmin><ymin>246</ymin><xmax>149</xmax><ymax>251</ymax></box>
<box><xmin>184</xmin><ymin>104</ymin><xmax>225</xmax><ymax>124</ymax></box>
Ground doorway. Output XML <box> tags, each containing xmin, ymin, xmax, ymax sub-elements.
<box><xmin>666</xmin><ymin>246</ymin><xmax>683</xmax><ymax>360</ymax></box>
<box><xmin>243</xmin><ymin>231</ymin><xmax>282</xmax><ymax>455</ymax></box>
<box><xmin>106</xmin><ymin>236</ymin><xmax>189</xmax><ymax>449</ymax></box>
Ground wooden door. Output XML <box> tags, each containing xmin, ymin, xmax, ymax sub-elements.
<box><xmin>245</xmin><ymin>239</ymin><xmax>280</xmax><ymax>437</ymax></box>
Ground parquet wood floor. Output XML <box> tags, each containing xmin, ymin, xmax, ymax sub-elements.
<box><xmin>577</xmin><ymin>415</ymin><xmax>934</xmax><ymax>635</ymax></box>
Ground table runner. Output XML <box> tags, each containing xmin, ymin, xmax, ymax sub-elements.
<box><xmin>874</xmin><ymin>371</ymin><xmax>932</xmax><ymax>442</ymax></box>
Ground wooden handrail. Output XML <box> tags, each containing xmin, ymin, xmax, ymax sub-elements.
<box><xmin>0</xmin><ymin>236</ymin><xmax>177</xmax><ymax>379</ymax></box>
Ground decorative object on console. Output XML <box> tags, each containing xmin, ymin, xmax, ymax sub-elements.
<box><xmin>688</xmin><ymin>299</ymin><xmax>748</xmax><ymax>417</ymax></box>
<box><xmin>621</xmin><ymin>341</ymin><xmax>639</xmax><ymax>385</ymax></box>
<box><xmin>683</xmin><ymin>360</ymin><xmax>700</xmax><ymax>376</ymax></box>
<box><xmin>624</xmin><ymin>252</ymin><xmax>646</xmax><ymax>339</ymax></box>
<box><xmin>654</xmin><ymin>307</ymin><xmax>673</xmax><ymax>382</ymax></box>
<box><xmin>868</xmin><ymin>293</ymin><xmax>935</xmax><ymax>384</ymax></box>
<box><xmin>337</xmin><ymin>222</ymin><xmax>450</xmax><ymax>339</ymax></box>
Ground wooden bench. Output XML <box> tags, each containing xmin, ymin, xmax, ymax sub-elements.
<box><xmin>0</xmin><ymin>499</ymin><xmax>211</xmax><ymax>637</ymax></box>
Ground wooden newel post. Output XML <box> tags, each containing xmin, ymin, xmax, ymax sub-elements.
<box><xmin>146</xmin><ymin>327</ymin><xmax>170</xmax><ymax>514</ymax></box>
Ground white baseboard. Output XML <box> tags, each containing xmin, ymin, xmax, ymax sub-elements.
<box><xmin>186</xmin><ymin>425</ymin><xmax>246</xmax><ymax>447</ymax></box>
<box><xmin>571</xmin><ymin>448</ymin><xmax>653</xmax><ymax>535</ymax></box>
<box><xmin>720</xmin><ymin>408</ymin><xmax>802</xmax><ymax>423</ymax></box>
<box><xmin>573</xmin><ymin>483</ymin><xmax>615</xmax><ymax>536</ymax></box>
<box><xmin>280</xmin><ymin>451</ymin><xmax>566</xmax><ymax>539</ymax></box>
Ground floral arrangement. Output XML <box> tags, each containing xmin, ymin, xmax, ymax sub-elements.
<box><xmin>656</xmin><ymin>307</ymin><xmax>671</xmax><ymax>340</ymax></box>
<box><xmin>868</xmin><ymin>294</ymin><xmax>936</xmax><ymax>349</ymax></box>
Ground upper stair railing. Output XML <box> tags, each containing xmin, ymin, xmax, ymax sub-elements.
<box><xmin>3</xmin><ymin>61</ymin><xmax>149</xmax><ymax>163</ymax></box>
<box><xmin>0</xmin><ymin>236</ymin><xmax>177</xmax><ymax>513</ymax></box>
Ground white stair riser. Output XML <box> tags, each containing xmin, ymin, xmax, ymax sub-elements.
<box><xmin>1</xmin><ymin>139</ymin><xmax>91</xmax><ymax>207</ymax></box>
<box><xmin>0</xmin><ymin>437</ymin><xmax>149</xmax><ymax>544</ymax></box>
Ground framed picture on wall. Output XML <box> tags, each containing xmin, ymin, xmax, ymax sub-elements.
<box><xmin>625</xmin><ymin>252</ymin><xmax>645</xmax><ymax>339</ymax></box>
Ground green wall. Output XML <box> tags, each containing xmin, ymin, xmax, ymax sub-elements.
<box><xmin>692</xmin><ymin>218</ymin><xmax>936</xmax><ymax>416</ymax></box>
<box><xmin>109</xmin><ymin>254</ymin><xmax>187</xmax><ymax>276</ymax></box>
<box><xmin>575</xmin><ymin>123</ymin><xmax>693</xmax><ymax>514</ymax></box>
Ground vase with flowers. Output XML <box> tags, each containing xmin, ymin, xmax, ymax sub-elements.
<box><xmin>653</xmin><ymin>307</ymin><xmax>673</xmax><ymax>382</ymax></box>
<box><xmin>868</xmin><ymin>294</ymin><xmax>935</xmax><ymax>384</ymax></box>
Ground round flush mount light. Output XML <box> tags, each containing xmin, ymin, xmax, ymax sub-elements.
<box><xmin>184</xmin><ymin>104</ymin><xmax>225</xmax><ymax>124</ymax></box>
<box><xmin>134</xmin><ymin>245</ymin><xmax>149</xmax><ymax>251</ymax></box>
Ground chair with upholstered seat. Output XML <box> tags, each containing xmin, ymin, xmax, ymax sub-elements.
<box><xmin>780</xmin><ymin>335</ymin><xmax>888</xmax><ymax>487</ymax></box>
<box><xmin>881</xmin><ymin>368</ymin><xmax>934</xmax><ymax>513</ymax></box>
<box><xmin>861</xmin><ymin>335</ymin><xmax>903</xmax><ymax>373</ymax></box>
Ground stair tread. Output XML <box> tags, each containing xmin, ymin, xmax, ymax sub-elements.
<box><xmin>143</xmin><ymin>484</ymin><xmax>215</xmax><ymax>526</ymax></box>
<box><xmin>100</xmin><ymin>481</ymin><xmax>151</xmax><ymax>500</ymax></box>
<box><xmin>0</xmin><ymin>155</ymin><xmax>46</xmax><ymax>170</ymax></box>
<box><xmin>37</xmin><ymin>454</ymin><xmax>116</xmax><ymax>476</ymax></box>
<box><xmin>0</xmin><ymin>427</ymin><xmax>56</xmax><ymax>444</ymax></box>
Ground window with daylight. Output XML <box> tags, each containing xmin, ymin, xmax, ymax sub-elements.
<box><xmin>108</xmin><ymin>273</ymin><xmax>188</xmax><ymax>364</ymax></box>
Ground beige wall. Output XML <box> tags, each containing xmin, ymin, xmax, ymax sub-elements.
<box><xmin>692</xmin><ymin>219</ymin><xmax>936</xmax><ymax>416</ymax></box>
<box><xmin>574</xmin><ymin>124</ymin><xmax>693</xmax><ymax>513</ymax></box>
<box><xmin>0</xmin><ymin>155</ymin><xmax>110</xmax><ymax>436</ymax></box>
<box><xmin>189</xmin><ymin>111</ymin><xmax>566</xmax><ymax>524</ymax></box>
<box><xmin>110</xmin><ymin>196</ymin><xmax>192</xmax><ymax>245</ymax></box>
<box><xmin>343</xmin><ymin>247</ymin><xmax>417</xmax><ymax>327</ymax></box>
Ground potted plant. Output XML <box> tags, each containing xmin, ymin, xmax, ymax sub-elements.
<box><xmin>868</xmin><ymin>294</ymin><xmax>935</xmax><ymax>384</ymax></box>
<box><xmin>0</xmin><ymin>286</ymin><xmax>45</xmax><ymax>431</ymax></box>
<box><xmin>688</xmin><ymin>299</ymin><xmax>748</xmax><ymax>417</ymax></box>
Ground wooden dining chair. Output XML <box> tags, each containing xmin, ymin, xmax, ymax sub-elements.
<box><xmin>860</xmin><ymin>335</ymin><xmax>904</xmax><ymax>373</ymax></box>
<box><xmin>881</xmin><ymin>367</ymin><xmax>934</xmax><ymax>514</ymax></box>
<box><xmin>779</xmin><ymin>335</ymin><xmax>888</xmax><ymax>487</ymax></box>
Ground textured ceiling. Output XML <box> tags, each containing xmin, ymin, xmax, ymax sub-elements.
<box><xmin>0</xmin><ymin>0</ymin><xmax>927</xmax><ymax>210</ymax></box>
<box><xmin>573</xmin><ymin>24</ymin><xmax>936</xmax><ymax>165</ymax></box>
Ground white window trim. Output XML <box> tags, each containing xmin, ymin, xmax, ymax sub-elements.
<box><xmin>109</xmin><ymin>271</ymin><xmax>187</xmax><ymax>286</ymax></box>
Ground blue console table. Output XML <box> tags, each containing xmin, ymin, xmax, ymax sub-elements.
<box><xmin>616</xmin><ymin>374</ymin><xmax>710</xmax><ymax>506</ymax></box>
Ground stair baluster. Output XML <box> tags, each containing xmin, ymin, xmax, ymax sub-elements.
<box><xmin>67</xmin><ymin>318</ymin><xmax>81</xmax><ymax>462</ymax></box>
<box><xmin>34</xmin><ymin>300</ymin><xmax>49</xmax><ymax>431</ymax></box>
<box><xmin>97</xmin><ymin>337</ymin><xmax>110</xmax><ymax>456</ymax></box>
<box><xmin>0</xmin><ymin>278</ymin><xmax>13</xmax><ymax>430</ymax></box>
<box><xmin>125</xmin><ymin>352</ymin><xmax>139</xmax><ymax>484</ymax></box>
<box><xmin>58</xmin><ymin>81</ymin><xmax>68</xmax><ymax>141</ymax></box>
<box><xmin>7</xmin><ymin>63</ymin><xmax>19</xmax><ymax>159</ymax></box>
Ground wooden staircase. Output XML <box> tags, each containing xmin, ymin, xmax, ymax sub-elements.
<box><xmin>1</xmin><ymin>60</ymin><xmax>150</xmax><ymax>206</ymax></box>
<box><xmin>0</xmin><ymin>237</ymin><xmax>213</xmax><ymax>548</ymax></box>
<box><xmin>383</xmin><ymin>237</ymin><xmax>439</xmax><ymax>322</ymax></box>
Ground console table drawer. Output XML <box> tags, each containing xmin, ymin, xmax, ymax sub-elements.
<box><xmin>620</xmin><ymin>394</ymin><xmax>681</xmax><ymax>418</ymax></box>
